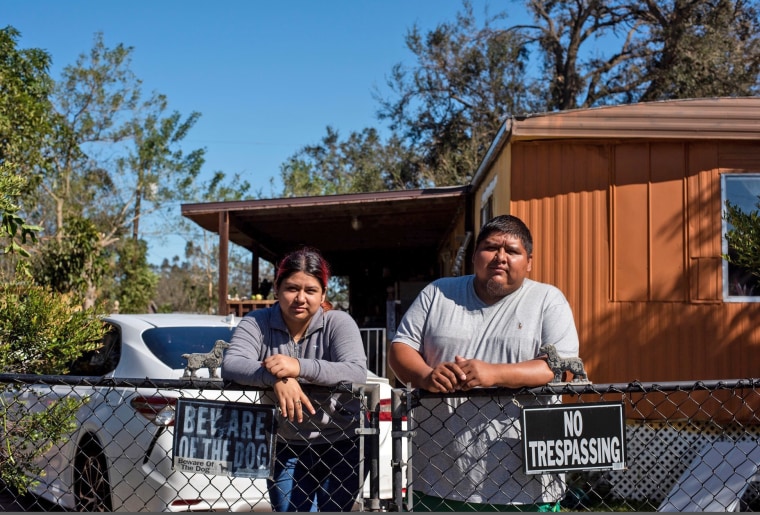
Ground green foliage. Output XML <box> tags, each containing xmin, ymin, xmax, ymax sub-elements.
<box><xmin>279</xmin><ymin>156</ymin><xmax>330</xmax><ymax>197</ymax></box>
<box><xmin>376</xmin><ymin>2</ymin><xmax>528</xmax><ymax>186</ymax></box>
<box><xmin>152</xmin><ymin>235</ymin><xmax>261</xmax><ymax>314</ymax></box>
<box><xmin>633</xmin><ymin>0</ymin><xmax>760</xmax><ymax>102</ymax></box>
<box><xmin>14</xmin><ymin>32</ymin><xmax>211</xmax><ymax>310</ymax></box>
<box><xmin>723</xmin><ymin>198</ymin><xmax>760</xmax><ymax>280</ymax></box>
<box><xmin>6</xmin><ymin>1</ymin><xmax>760</xmax><ymax>310</ymax></box>
<box><xmin>112</xmin><ymin>238</ymin><xmax>158</xmax><ymax>313</ymax></box>
<box><xmin>0</xmin><ymin>385</ymin><xmax>85</xmax><ymax>494</ymax></box>
<box><xmin>0</xmin><ymin>27</ymin><xmax>49</xmax><ymax>265</ymax></box>
<box><xmin>526</xmin><ymin>0</ymin><xmax>638</xmax><ymax>110</ymax></box>
<box><xmin>286</xmin><ymin>0</ymin><xmax>760</xmax><ymax>193</ymax></box>
<box><xmin>0</xmin><ymin>163</ymin><xmax>41</xmax><ymax>261</ymax></box>
<box><xmin>363</xmin><ymin>0</ymin><xmax>760</xmax><ymax>188</ymax></box>
<box><xmin>523</xmin><ymin>0</ymin><xmax>760</xmax><ymax>109</ymax></box>
<box><xmin>32</xmin><ymin>216</ymin><xmax>109</xmax><ymax>296</ymax></box>
<box><xmin>117</xmin><ymin>92</ymin><xmax>205</xmax><ymax>240</ymax></box>
<box><xmin>0</xmin><ymin>26</ymin><xmax>55</xmax><ymax>174</ymax></box>
<box><xmin>1</xmin><ymin>210</ymin><xmax>40</xmax><ymax>257</ymax></box>
<box><xmin>154</xmin><ymin>255</ymin><xmax>213</xmax><ymax>313</ymax></box>
<box><xmin>0</xmin><ymin>29</ymin><xmax>104</xmax><ymax>498</ymax></box>
<box><xmin>153</xmin><ymin>170</ymin><xmax>254</xmax><ymax>313</ymax></box>
<box><xmin>0</xmin><ymin>283</ymin><xmax>106</xmax><ymax>374</ymax></box>
<box><xmin>278</xmin><ymin>127</ymin><xmax>423</xmax><ymax>197</ymax></box>
<box><xmin>39</xmin><ymin>32</ymin><xmax>142</xmax><ymax>237</ymax></box>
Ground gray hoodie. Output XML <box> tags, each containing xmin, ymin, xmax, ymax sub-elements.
<box><xmin>222</xmin><ymin>304</ymin><xmax>367</xmax><ymax>444</ymax></box>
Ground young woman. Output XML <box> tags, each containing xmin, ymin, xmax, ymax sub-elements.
<box><xmin>222</xmin><ymin>247</ymin><xmax>367</xmax><ymax>512</ymax></box>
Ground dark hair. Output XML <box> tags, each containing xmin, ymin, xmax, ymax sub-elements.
<box><xmin>475</xmin><ymin>215</ymin><xmax>533</xmax><ymax>256</ymax></box>
<box><xmin>274</xmin><ymin>246</ymin><xmax>331</xmax><ymax>291</ymax></box>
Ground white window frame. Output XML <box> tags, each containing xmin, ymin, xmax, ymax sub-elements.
<box><xmin>721</xmin><ymin>173</ymin><xmax>760</xmax><ymax>302</ymax></box>
<box><xmin>480</xmin><ymin>176</ymin><xmax>497</xmax><ymax>227</ymax></box>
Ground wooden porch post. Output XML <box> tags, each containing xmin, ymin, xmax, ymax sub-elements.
<box><xmin>252</xmin><ymin>253</ymin><xmax>260</xmax><ymax>296</ymax></box>
<box><xmin>218</xmin><ymin>211</ymin><xmax>230</xmax><ymax>315</ymax></box>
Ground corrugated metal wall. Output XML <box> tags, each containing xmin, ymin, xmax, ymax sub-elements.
<box><xmin>506</xmin><ymin>139</ymin><xmax>760</xmax><ymax>384</ymax></box>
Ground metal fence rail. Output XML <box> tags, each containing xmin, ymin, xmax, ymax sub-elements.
<box><xmin>390</xmin><ymin>379</ymin><xmax>760</xmax><ymax>512</ymax></box>
<box><xmin>2</xmin><ymin>376</ymin><xmax>759</xmax><ymax>511</ymax></box>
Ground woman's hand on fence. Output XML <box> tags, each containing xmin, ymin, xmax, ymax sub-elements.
<box><xmin>263</xmin><ymin>354</ymin><xmax>301</xmax><ymax>379</ymax></box>
<box><xmin>272</xmin><ymin>377</ymin><xmax>315</xmax><ymax>422</ymax></box>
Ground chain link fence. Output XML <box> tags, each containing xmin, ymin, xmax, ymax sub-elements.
<box><xmin>389</xmin><ymin>379</ymin><xmax>760</xmax><ymax>512</ymax></box>
<box><xmin>1</xmin><ymin>376</ymin><xmax>759</xmax><ymax>512</ymax></box>
<box><xmin>0</xmin><ymin>374</ymin><xmax>389</xmax><ymax>512</ymax></box>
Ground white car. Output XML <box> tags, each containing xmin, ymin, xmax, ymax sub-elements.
<box><xmin>13</xmin><ymin>313</ymin><xmax>400</xmax><ymax>512</ymax></box>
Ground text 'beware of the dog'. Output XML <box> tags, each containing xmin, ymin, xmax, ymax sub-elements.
<box><xmin>521</xmin><ymin>401</ymin><xmax>626</xmax><ymax>474</ymax></box>
<box><xmin>172</xmin><ymin>399</ymin><xmax>276</xmax><ymax>478</ymax></box>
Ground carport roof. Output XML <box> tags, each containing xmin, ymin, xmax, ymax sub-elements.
<box><xmin>181</xmin><ymin>186</ymin><xmax>469</xmax><ymax>266</ymax></box>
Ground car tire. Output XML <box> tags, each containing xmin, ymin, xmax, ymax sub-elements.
<box><xmin>74</xmin><ymin>435</ymin><xmax>112</xmax><ymax>512</ymax></box>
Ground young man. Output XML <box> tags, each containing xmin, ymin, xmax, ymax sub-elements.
<box><xmin>388</xmin><ymin>214</ymin><xmax>579</xmax><ymax>512</ymax></box>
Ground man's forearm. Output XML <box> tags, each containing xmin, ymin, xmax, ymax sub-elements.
<box><xmin>388</xmin><ymin>342</ymin><xmax>433</xmax><ymax>387</ymax></box>
<box><xmin>492</xmin><ymin>359</ymin><xmax>555</xmax><ymax>388</ymax></box>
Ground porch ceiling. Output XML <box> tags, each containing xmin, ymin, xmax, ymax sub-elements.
<box><xmin>181</xmin><ymin>186</ymin><xmax>468</xmax><ymax>271</ymax></box>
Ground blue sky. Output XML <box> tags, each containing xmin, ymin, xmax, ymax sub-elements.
<box><xmin>5</xmin><ymin>1</ymin><xmax>531</xmax><ymax>263</ymax></box>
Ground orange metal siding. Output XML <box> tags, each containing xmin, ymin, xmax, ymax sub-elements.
<box><xmin>613</xmin><ymin>144</ymin><xmax>649</xmax><ymax>301</ymax></box>
<box><xmin>650</xmin><ymin>143</ymin><xmax>687</xmax><ymax>301</ymax></box>
<box><xmin>507</xmin><ymin>139</ymin><xmax>760</xmax><ymax>384</ymax></box>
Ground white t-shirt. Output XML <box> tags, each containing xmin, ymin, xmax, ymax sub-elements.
<box><xmin>393</xmin><ymin>276</ymin><xmax>579</xmax><ymax>505</ymax></box>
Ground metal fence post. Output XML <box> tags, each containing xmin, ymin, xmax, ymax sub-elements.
<box><xmin>355</xmin><ymin>382</ymin><xmax>382</xmax><ymax>511</ymax></box>
<box><xmin>390</xmin><ymin>387</ymin><xmax>413</xmax><ymax>512</ymax></box>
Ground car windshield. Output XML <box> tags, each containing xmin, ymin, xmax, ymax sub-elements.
<box><xmin>142</xmin><ymin>326</ymin><xmax>237</xmax><ymax>369</ymax></box>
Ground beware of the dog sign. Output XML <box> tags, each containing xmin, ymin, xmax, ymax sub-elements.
<box><xmin>173</xmin><ymin>399</ymin><xmax>276</xmax><ymax>478</ymax></box>
<box><xmin>521</xmin><ymin>401</ymin><xmax>626</xmax><ymax>475</ymax></box>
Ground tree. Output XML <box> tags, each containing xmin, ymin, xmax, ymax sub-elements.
<box><xmin>364</xmin><ymin>0</ymin><xmax>760</xmax><ymax>188</ymax></box>
<box><xmin>524</xmin><ymin>0</ymin><xmax>642</xmax><ymax>110</ymax></box>
<box><xmin>0</xmin><ymin>211</ymin><xmax>105</xmax><ymax>494</ymax></box>
<box><xmin>0</xmin><ymin>30</ymin><xmax>106</xmax><ymax>492</ymax></box>
<box><xmin>116</xmin><ymin>92</ymin><xmax>204</xmax><ymax>241</ymax></box>
<box><xmin>0</xmin><ymin>27</ymin><xmax>51</xmax><ymax>272</ymax></box>
<box><xmin>376</xmin><ymin>1</ymin><xmax>531</xmax><ymax>186</ymax></box>
<box><xmin>277</xmin><ymin>126</ymin><xmax>421</xmax><ymax>197</ymax></box>
<box><xmin>110</xmin><ymin>238</ymin><xmax>158</xmax><ymax>313</ymax></box>
<box><xmin>31</xmin><ymin>216</ymin><xmax>108</xmax><ymax>299</ymax></box>
<box><xmin>633</xmin><ymin>0</ymin><xmax>760</xmax><ymax>101</ymax></box>
<box><xmin>23</xmin><ymin>32</ymin><xmax>212</xmax><ymax>310</ymax></box>
<box><xmin>0</xmin><ymin>27</ymin><xmax>54</xmax><ymax>179</ymax></box>
<box><xmin>523</xmin><ymin>0</ymin><xmax>760</xmax><ymax>110</ymax></box>
<box><xmin>0</xmin><ymin>152</ymin><xmax>102</xmax><ymax>379</ymax></box>
<box><xmin>154</xmin><ymin>257</ymin><xmax>209</xmax><ymax>313</ymax></box>
<box><xmin>34</xmin><ymin>32</ymin><xmax>139</xmax><ymax>241</ymax></box>
<box><xmin>153</xmin><ymin>170</ymin><xmax>254</xmax><ymax>313</ymax></box>
<box><xmin>20</xmin><ymin>33</ymin><xmax>140</xmax><ymax>308</ymax></box>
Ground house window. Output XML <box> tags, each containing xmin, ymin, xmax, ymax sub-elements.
<box><xmin>480</xmin><ymin>196</ymin><xmax>493</xmax><ymax>227</ymax></box>
<box><xmin>480</xmin><ymin>176</ymin><xmax>497</xmax><ymax>227</ymax></box>
<box><xmin>721</xmin><ymin>174</ymin><xmax>760</xmax><ymax>302</ymax></box>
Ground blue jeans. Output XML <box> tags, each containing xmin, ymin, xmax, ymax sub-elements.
<box><xmin>267</xmin><ymin>437</ymin><xmax>361</xmax><ymax>512</ymax></box>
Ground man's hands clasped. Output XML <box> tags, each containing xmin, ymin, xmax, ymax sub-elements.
<box><xmin>421</xmin><ymin>355</ymin><xmax>499</xmax><ymax>392</ymax></box>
